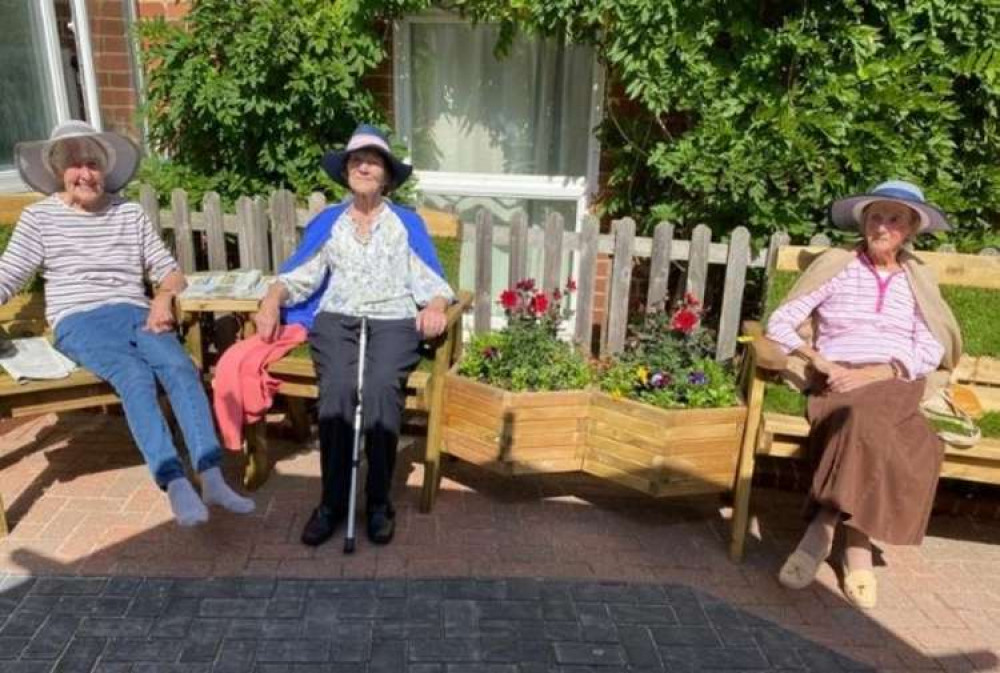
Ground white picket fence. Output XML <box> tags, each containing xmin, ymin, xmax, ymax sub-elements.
<box><xmin>141</xmin><ymin>185</ymin><xmax>997</xmax><ymax>363</ymax></box>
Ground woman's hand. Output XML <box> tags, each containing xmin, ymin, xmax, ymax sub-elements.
<box><xmin>825</xmin><ymin>364</ymin><xmax>892</xmax><ymax>393</ymax></box>
<box><xmin>254</xmin><ymin>300</ymin><xmax>281</xmax><ymax>343</ymax></box>
<box><xmin>416</xmin><ymin>305</ymin><xmax>447</xmax><ymax>339</ymax></box>
<box><xmin>254</xmin><ymin>282</ymin><xmax>289</xmax><ymax>343</ymax></box>
<box><xmin>144</xmin><ymin>293</ymin><xmax>176</xmax><ymax>333</ymax></box>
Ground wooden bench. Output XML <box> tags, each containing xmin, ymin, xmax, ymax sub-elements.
<box><xmin>729</xmin><ymin>245</ymin><xmax>1000</xmax><ymax>561</ymax></box>
<box><xmin>241</xmin><ymin>291</ymin><xmax>473</xmax><ymax>513</ymax></box>
<box><xmin>0</xmin><ymin>293</ymin><xmax>130</xmax><ymax>536</ymax></box>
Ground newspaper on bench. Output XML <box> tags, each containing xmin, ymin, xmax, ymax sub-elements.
<box><xmin>179</xmin><ymin>270</ymin><xmax>270</xmax><ymax>300</ymax></box>
<box><xmin>0</xmin><ymin>337</ymin><xmax>78</xmax><ymax>382</ymax></box>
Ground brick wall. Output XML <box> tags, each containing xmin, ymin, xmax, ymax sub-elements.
<box><xmin>365</xmin><ymin>21</ymin><xmax>396</xmax><ymax>129</ymax></box>
<box><xmin>86</xmin><ymin>0</ymin><xmax>137</xmax><ymax>138</ymax></box>
<box><xmin>136</xmin><ymin>0</ymin><xmax>189</xmax><ymax>20</ymax></box>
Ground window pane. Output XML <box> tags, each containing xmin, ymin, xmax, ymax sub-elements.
<box><xmin>0</xmin><ymin>0</ymin><xmax>59</xmax><ymax>172</ymax></box>
<box><xmin>410</xmin><ymin>22</ymin><xmax>594</xmax><ymax>177</ymax></box>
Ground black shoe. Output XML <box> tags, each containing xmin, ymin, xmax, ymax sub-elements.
<box><xmin>301</xmin><ymin>505</ymin><xmax>345</xmax><ymax>547</ymax></box>
<box><xmin>367</xmin><ymin>503</ymin><xmax>396</xmax><ymax>545</ymax></box>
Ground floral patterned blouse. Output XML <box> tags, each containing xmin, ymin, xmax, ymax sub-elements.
<box><xmin>278</xmin><ymin>204</ymin><xmax>454</xmax><ymax>320</ymax></box>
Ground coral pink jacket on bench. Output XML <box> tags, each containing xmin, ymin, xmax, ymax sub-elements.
<box><xmin>212</xmin><ymin>324</ymin><xmax>308</xmax><ymax>451</ymax></box>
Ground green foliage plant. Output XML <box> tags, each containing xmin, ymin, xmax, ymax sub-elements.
<box><xmin>137</xmin><ymin>0</ymin><xmax>430</xmax><ymax>203</ymax></box>
<box><xmin>458</xmin><ymin>278</ymin><xmax>592</xmax><ymax>392</ymax></box>
<box><xmin>455</xmin><ymin>0</ymin><xmax>1000</xmax><ymax>248</ymax></box>
<box><xmin>599</xmin><ymin>293</ymin><xmax>739</xmax><ymax>409</ymax></box>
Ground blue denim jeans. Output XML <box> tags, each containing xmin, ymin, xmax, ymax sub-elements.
<box><xmin>55</xmin><ymin>303</ymin><xmax>222</xmax><ymax>488</ymax></box>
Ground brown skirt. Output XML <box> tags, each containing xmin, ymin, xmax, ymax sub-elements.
<box><xmin>806</xmin><ymin>376</ymin><xmax>943</xmax><ymax>545</ymax></box>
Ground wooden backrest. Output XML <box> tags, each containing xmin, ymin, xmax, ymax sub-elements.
<box><xmin>0</xmin><ymin>293</ymin><xmax>48</xmax><ymax>339</ymax></box>
<box><xmin>776</xmin><ymin>245</ymin><xmax>1000</xmax><ymax>289</ymax></box>
<box><xmin>417</xmin><ymin>208</ymin><xmax>461</xmax><ymax>239</ymax></box>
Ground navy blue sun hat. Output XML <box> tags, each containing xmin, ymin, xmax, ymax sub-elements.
<box><xmin>321</xmin><ymin>124</ymin><xmax>413</xmax><ymax>192</ymax></box>
<box><xmin>830</xmin><ymin>180</ymin><xmax>951</xmax><ymax>233</ymax></box>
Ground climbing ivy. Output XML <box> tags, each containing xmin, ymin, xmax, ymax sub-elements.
<box><xmin>456</xmin><ymin>0</ymin><xmax>1000</xmax><ymax>247</ymax></box>
<box><xmin>137</xmin><ymin>0</ymin><xmax>430</xmax><ymax>203</ymax></box>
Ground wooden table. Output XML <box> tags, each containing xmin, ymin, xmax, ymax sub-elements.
<box><xmin>177</xmin><ymin>295</ymin><xmax>262</xmax><ymax>372</ymax></box>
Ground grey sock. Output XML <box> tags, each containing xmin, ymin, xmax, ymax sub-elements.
<box><xmin>200</xmin><ymin>467</ymin><xmax>256</xmax><ymax>514</ymax></box>
<box><xmin>167</xmin><ymin>478</ymin><xmax>209</xmax><ymax>527</ymax></box>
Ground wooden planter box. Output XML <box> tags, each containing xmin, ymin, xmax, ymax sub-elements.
<box><xmin>584</xmin><ymin>392</ymin><xmax>746</xmax><ymax>498</ymax></box>
<box><xmin>441</xmin><ymin>367</ymin><xmax>590</xmax><ymax>475</ymax></box>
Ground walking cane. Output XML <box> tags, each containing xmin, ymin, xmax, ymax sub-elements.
<box><xmin>344</xmin><ymin>316</ymin><xmax>368</xmax><ymax>554</ymax></box>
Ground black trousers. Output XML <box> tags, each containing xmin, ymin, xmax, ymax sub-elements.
<box><xmin>308</xmin><ymin>312</ymin><xmax>421</xmax><ymax>511</ymax></box>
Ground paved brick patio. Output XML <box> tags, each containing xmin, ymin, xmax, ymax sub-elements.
<box><xmin>1</xmin><ymin>410</ymin><xmax>999</xmax><ymax>671</ymax></box>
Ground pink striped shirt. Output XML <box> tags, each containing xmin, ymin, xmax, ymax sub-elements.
<box><xmin>765</xmin><ymin>253</ymin><xmax>944</xmax><ymax>379</ymax></box>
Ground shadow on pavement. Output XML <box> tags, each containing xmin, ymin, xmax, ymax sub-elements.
<box><xmin>0</xmin><ymin>411</ymin><xmax>996</xmax><ymax>671</ymax></box>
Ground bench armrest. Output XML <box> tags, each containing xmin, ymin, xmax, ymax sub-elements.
<box><xmin>445</xmin><ymin>291</ymin><xmax>473</xmax><ymax>329</ymax></box>
<box><xmin>741</xmin><ymin>320</ymin><xmax>789</xmax><ymax>371</ymax></box>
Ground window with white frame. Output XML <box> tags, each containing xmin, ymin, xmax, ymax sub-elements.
<box><xmin>393</xmin><ymin>12</ymin><xmax>603</xmax><ymax>319</ymax></box>
<box><xmin>0</xmin><ymin>0</ymin><xmax>98</xmax><ymax>192</ymax></box>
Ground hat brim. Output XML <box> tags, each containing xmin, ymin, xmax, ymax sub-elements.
<box><xmin>321</xmin><ymin>144</ymin><xmax>412</xmax><ymax>193</ymax></box>
<box><xmin>14</xmin><ymin>131</ymin><xmax>140</xmax><ymax>195</ymax></box>
<box><xmin>830</xmin><ymin>193</ymin><xmax>950</xmax><ymax>233</ymax></box>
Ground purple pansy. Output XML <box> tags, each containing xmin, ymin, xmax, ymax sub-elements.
<box><xmin>688</xmin><ymin>371</ymin><xmax>707</xmax><ymax>385</ymax></box>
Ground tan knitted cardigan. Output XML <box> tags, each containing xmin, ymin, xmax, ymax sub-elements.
<box><xmin>762</xmin><ymin>246</ymin><xmax>962</xmax><ymax>398</ymax></box>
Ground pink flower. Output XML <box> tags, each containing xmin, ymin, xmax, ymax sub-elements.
<box><xmin>684</xmin><ymin>292</ymin><xmax>700</xmax><ymax>307</ymax></box>
<box><xmin>671</xmin><ymin>308</ymin><xmax>699</xmax><ymax>334</ymax></box>
<box><xmin>565</xmin><ymin>278</ymin><xmax>577</xmax><ymax>292</ymax></box>
<box><xmin>499</xmin><ymin>289</ymin><xmax>519</xmax><ymax>310</ymax></box>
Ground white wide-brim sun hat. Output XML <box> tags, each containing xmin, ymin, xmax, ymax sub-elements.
<box><xmin>829</xmin><ymin>180</ymin><xmax>951</xmax><ymax>233</ymax></box>
<box><xmin>14</xmin><ymin>120</ymin><xmax>140</xmax><ymax>195</ymax></box>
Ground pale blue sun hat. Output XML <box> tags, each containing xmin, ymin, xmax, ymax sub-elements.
<box><xmin>830</xmin><ymin>180</ymin><xmax>951</xmax><ymax>233</ymax></box>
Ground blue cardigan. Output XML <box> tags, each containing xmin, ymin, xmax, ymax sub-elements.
<box><xmin>279</xmin><ymin>202</ymin><xmax>446</xmax><ymax>329</ymax></box>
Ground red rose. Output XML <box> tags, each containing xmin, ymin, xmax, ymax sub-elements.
<box><xmin>499</xmin><ymin>289</ymin><xmax>519</xmax><ymax>310</ymax></box>
<box><xmin>516</xmin><ymin>278</ymin><xmax>536</xmax><ymax>291</ymax></box>
<box><xmin>565</xmin><ymin>278</ymin><xmax>577</xmax><ymax>292</ymax></box>
<box><xmin>671</xmin><ymin>308</ymin><xmax>699</xmax><ymax>333</ymax></box>
<box><xmin>684</xmin><ymin>292</ymin><xmax>700</xmax><ymax>307</ymax></box>
<box><xmin>530</xmin><ymin>292</ymin><xmax>549</xmax><ymax>315</ymax></box>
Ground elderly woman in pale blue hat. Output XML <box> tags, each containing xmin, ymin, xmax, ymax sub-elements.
<box><xmin>764</xmin><ymin>180</ymin><xmax>962</xmax><ymax>609</ymax></box>
<box><xmin>0</xmin><ymin>121</ymin><xmax>254</xmax><ymax>526</ymax></box>
<box><xmin>255</xmin><ymin>124</ymin><xmax>455</xmax><ymax>547</ymax></box>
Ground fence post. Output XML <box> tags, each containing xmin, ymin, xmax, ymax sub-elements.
<box><xmin>253</xmin><ymin>196</ymin><xmax>272</xmax><ymax>272</ymax></box>
<box><xmin>170</xmin><ymin>188</ymin><xmax>196</xmax><ymax>273</ymax></box>
<box><xmin>686</xmin><ymin>224</ymin><xmax>711</xmax><ymax>303</ymax></box>
<box><xmin>270</xmin><ymin>189</ymin><xmax>298</xmax><ymax>270</ymax></box>
<box><xmin>574</xmin><ymin>215</ymin><xmax>599</xmax><ymax>351</ymax></box>
<box><xmin>308</xmin><ymin>192</ymin><xmax>327</xmax><ymax>218</ymax></box>
<box><xmin>508</xmin><ymin>211</ymin><xmax>528</xmax><ymax>287</ymax></box>
<box><xmin>202</xmin><ymin>191</ymin><xmax>227</xmax><ymax>271</ymax></box>
<box><xmin>542</xmin><ymin>212</ymin><xmax>564</xmax><ymax>294</ymax></box>
<box><xmin>139</xmin><ymin>184</ymin><xmax>160</xmax><ymax>235</ymax></box>
<box><xmin>603</xmin><ymin>218</ymin><xmax>636</xmax><ymax>356</ymax></box>
<box><xmin>716</xmin><ymin>226</ymin><xmax>751</xmax><ymax>361</ymax></box>
<box><xmin>474</xmin><ymin>209</ymin><xmax>494</xmax><ymax>334</ymax></box>
<box><xmin>646</xmin><ymin>221</ymin><xmax>674</xmax><ymax>313</ymax></box>
<box><xmin>236</xmin><ymin>195</ymin><xmax>270</xmax><ymax>271</ymax></box>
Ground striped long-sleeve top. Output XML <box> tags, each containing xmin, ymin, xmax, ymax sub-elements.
<box><xmin>0</xmin><ymin>195</ymin><xmax>179</xmax><ymax>328</ymax></box>
<box><xmin>765</xmin><ymin>253</ymin><xmax>944</xmax><ymax>379</ymax></box>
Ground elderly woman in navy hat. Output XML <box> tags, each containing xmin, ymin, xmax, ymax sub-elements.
<box><xmin>0</xmin><ymin>121</ymin><xmax>254</xmax><ymax>526</ymax></box>
<box><xmin>764</xmin><ymin>180</ymin><xmax>962</xmax><ymax>608</ymax></box>
<box><xmin>255</xmin><ymin>124</ymin><xmax>455</xmax><ymax>547</ymax></box>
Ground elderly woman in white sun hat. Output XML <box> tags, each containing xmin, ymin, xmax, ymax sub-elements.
<box><xmin>764</xmin><ymin>180</ymin><xmax>961</xmax><ymax>609</ymax></box>
<box><xmin>0</xmin><ymin>120</ymin><xmax>254</xmax><ymax>526</ymax></box>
